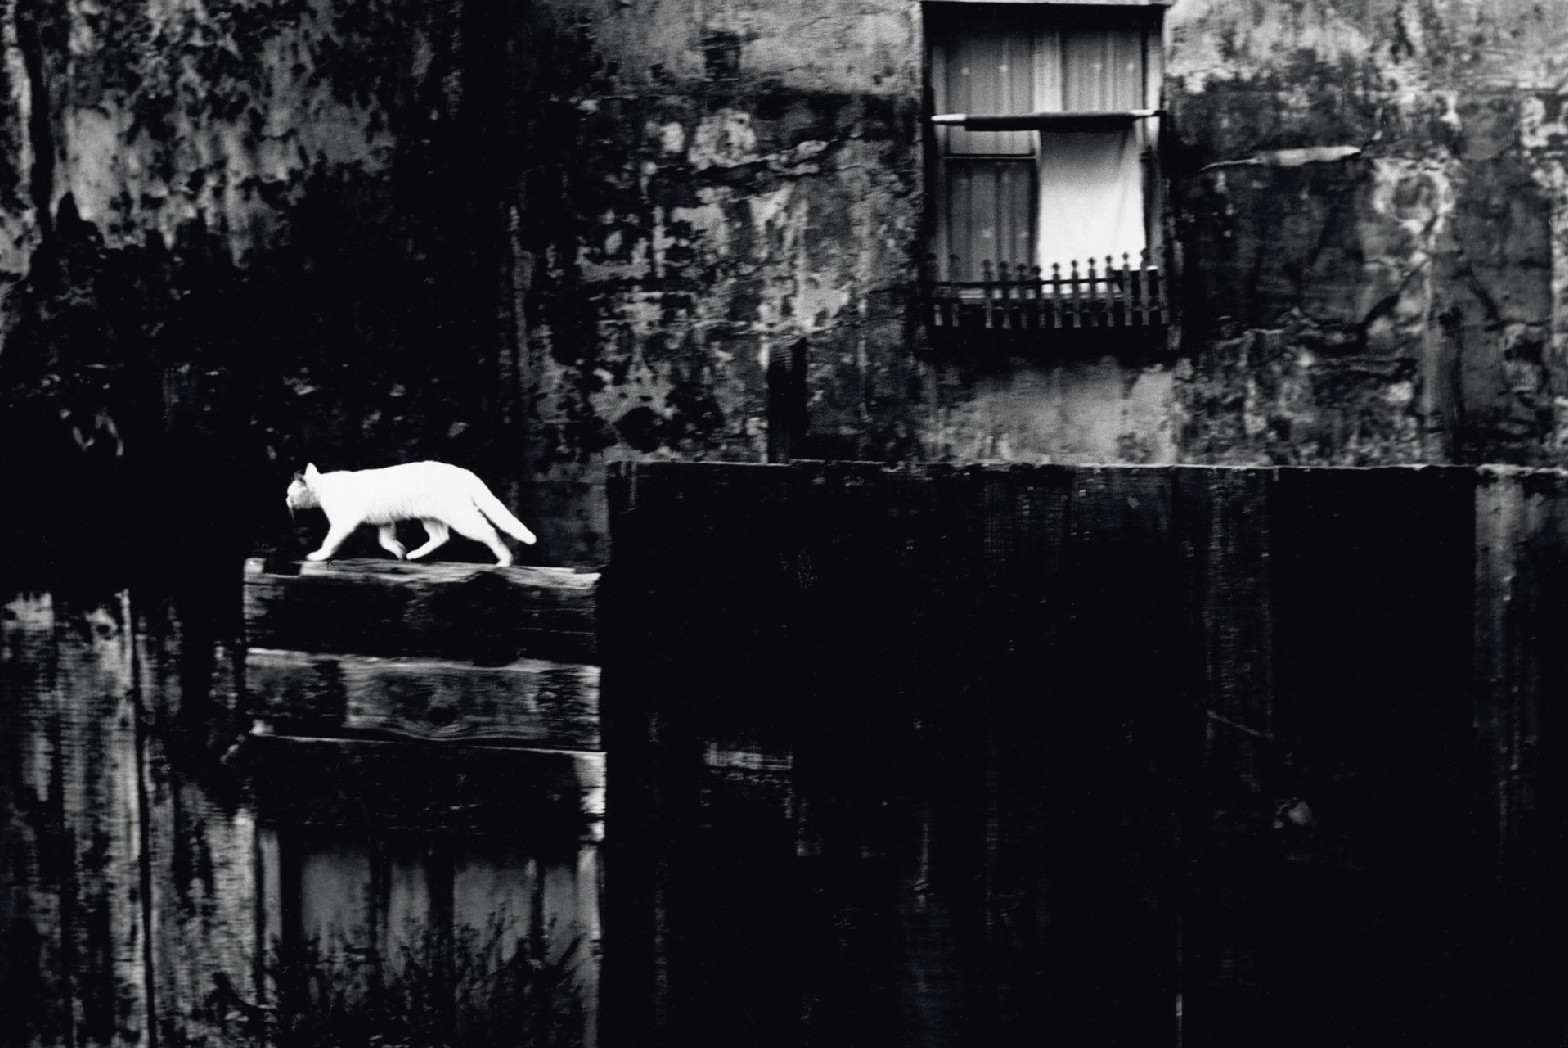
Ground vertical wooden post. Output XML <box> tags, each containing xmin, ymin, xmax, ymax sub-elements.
<box><xmin>135</xmin><ymin>589</ymin><xmax>259</xmax><ymax>1048</ymax></box>
<box><xmin>0</xmin><ymin>592</ymin><xmax>153</xmax><ymax>1047</ymax></box>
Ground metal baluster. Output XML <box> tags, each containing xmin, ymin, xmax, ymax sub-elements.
<box><xmin>1028</xmin><ymin>263</ymin><xmax>1041</xmax><ymax>329</ymax></box>
<box><xmin>1106</xmin><ymin>255</ymin><xmax>1119</xmax><ymax>327</ymax></box>
<box><xmin>1132</xmin><ymin>253</ymin><xmax>1147</xmax><ymax>326</ymax></box>
<box><xmin>1051</xmin><ymin>262</ymin><xmax>1063</xmax><ymax>329</ymax></box>
<box><xmin>1120</xmin><ymin>253</ymin><xmax>1136</xmax><ymax>326</ymax></box>
<box><xmin>950</xmin><ymin>254</ymin><xmax>963</xmax><ymax>328</ymax></box>
<box><xmin>925</xmin><ymin>251</ymin><xmax>941</xmax><ymax>328</ymax></box>
<box><xmin>1143</xmin><ymin>249</ymin><xmax>1162</xmax><ymax>324</ymax></box>
<box><xmin>1091</xmin><ymin>257</ymin><xmax>1103</xmax><ymax>327</ymax></box>
<box><xmin>1069</xmin><ymin>259</ymin><xmax>1082</xmax><ymax>329</ymax></box>
<box><xmin>982</xmin><ymin>259</ymin><xmax>995</xmax><ymax>329</ymax></box>
<box><xmin>996</xmin><ymin>261</ymin><xmax>1012</xmax><ymax>329</ymax></box>
<box><xmin>1023</xmin><ymin>265</ymin><xmax>1038</xmax><ymax>330</ymax></box>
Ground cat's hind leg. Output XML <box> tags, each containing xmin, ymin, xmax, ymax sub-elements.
<box><xmin>447</xmin><ymin>510</ymin><xmax>512</xmax><ymax>567</ymax></box>
<box><xmin>405</xmin><ymin>520</ymin><xmax>451</xmax><ymax>561</ymax></box>
<box><xmin>376</xmin><ymin>524</ymin><xmax>407</xmax><ymax>560</ymax></box>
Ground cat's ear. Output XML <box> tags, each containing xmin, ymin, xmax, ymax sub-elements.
<box><xmin>304</xmin><ymin>463</ymin><xmax>320</xmax><ymax>479</ymax></box>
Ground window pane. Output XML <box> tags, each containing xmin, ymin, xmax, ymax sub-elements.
<box><xmin>1062</xmin><ymin>26</ymin><xmax>1143</xmax><ymax>111</ymax></box>
<box><xmin>939</xmin><ymin>27</ymin><xmax>1034</xmax><ymax>155</ymax></box>
<box><xmin>944</xmin><ymin>159</ymin><xmax>1035</xmax><ymax>281</ymax></box>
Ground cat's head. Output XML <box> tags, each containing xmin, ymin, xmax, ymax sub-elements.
<box><xmin>284</xmin><ymin>463</ymin><xmax>322</xmax><ymax>513</ymax></box>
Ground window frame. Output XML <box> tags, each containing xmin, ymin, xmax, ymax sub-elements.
<box><xmin>920</xmin><ymin>0</ymin><xmax>1173</xmax><ymax>340</ymax></box>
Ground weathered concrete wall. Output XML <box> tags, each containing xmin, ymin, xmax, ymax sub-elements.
<box><xmin>504</xmin><ymin>0</ymin><xmax>927</xmax><ymax>559</ymax></box>
<box><xmin>1167</xmin><ymin>0</ymin><xmax>1568</xmax><ymax>465</ymax></box>
<box><xmin>927</xmin><ymin>357</ymin><xmax>1176</xmax><ymax>464</ymax></box>
<box><xmin>10</xmin><ymin>0</ymin><xmax>1568</xmax><ymax>565</ymax></box>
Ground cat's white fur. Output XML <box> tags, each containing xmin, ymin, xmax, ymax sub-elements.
<box><xmin>285</xmin><ymin>461</ymin><xmax>537</xmax><ymax>566</ymax></box>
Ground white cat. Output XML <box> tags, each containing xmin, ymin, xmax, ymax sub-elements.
<box><xmin>284</xmin><ymin>461</ymin><xmax>538</xmax><ymax>566</ymax></box>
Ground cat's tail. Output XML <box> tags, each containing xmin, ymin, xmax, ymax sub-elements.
<box><xmin>471</xmin><ymin>483</ymin><xmax>539</xmax><ymax>545</ymax></box>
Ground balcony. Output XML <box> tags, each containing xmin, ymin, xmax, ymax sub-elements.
<box><xmin>924</xmin><ymin>251</ymin><xmax>1169</xmax><ymax>335</ymax></box>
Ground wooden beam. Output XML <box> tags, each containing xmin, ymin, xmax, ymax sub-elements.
<box><xmin>247</xmin><ymin>648</ymin><xmax>601</xmax><ymax>748</ymax></box>
<box><xmin>236</xmin><ymin>736</ymin><xmax>605</xmax><ymax>843</ymax></box>
<box><xmin>243</xmin><ymin>559</ymin><xmax>598</xmax><ymax>664</ymax></box>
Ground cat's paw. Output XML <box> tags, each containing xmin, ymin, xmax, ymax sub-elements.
<box><xmin>305</xmin><ymin>550</ymin><xmax>331</xmax><ymax>561</ymax></box>
<box><xmin>494</xmin><ymin>554</ymin><xmax>513</xmax><ymax>568</ymax></box>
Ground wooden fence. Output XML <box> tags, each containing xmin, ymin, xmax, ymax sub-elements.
<box><xmin>601</xmin><ymin>461</ymin><xmax>1567</xmax><ymax>1048</ymax></box>
<box><xmin>1</xmin><ymin>560</ymin><xmax>603</xmax><ymax>1048</ymax></box>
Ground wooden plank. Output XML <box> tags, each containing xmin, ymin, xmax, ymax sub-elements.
<box><xmin>1473</xmin><ymin>467</ymin><xmax>1524</xmax><ymax>870</ymax></box>
<box><xmin>609</xmin><ymin>462</ymin><xmax>815</xmax><ymax>1048</ymax></box>
<box><xmin>252</xmin><ymin>829</ymin><xmax>604</xmax><ymax>1046</ymax></box>
<box><xmin>376</xmin><ymin>837</ymin><xmax>433</xmax><ymax>981</ymax></box>
<box><xmin>247</xmin><ymin>648</ymin><xmax>601</xmax><ymax>747</ymax></box>
<box><xmin>1040</xmin><ymin>466</ymin><xmax>1186</xmax><ymax>1048</ymax></box>
<box><xmin>0</xmin><ymin>593</ymin><xmax>74</xmax><ymax>1044</ymax></box>
<box><xmin>257</xmin><ymin>827</ymin><xmax>284</xmax><ymax>1019</ymax></box>
<box><xmin>133</xmin><ymin>590</ymin><xmax>261</xmax><ymax>1048</ymax></box>
<box><xmin>1266</xmin><ymin>466</ymin><xmax>1478</xmax><ymax>1048</ymax></box>
<box><xmin>76</xmin><ymin>594</ymin><xmax>153</xmax><ymax>1048</ymax></box>
<box><xmin>960</xmin><ymin>464</ymin><xmax>1076</xmax><ymax>1046</ymax></box>
<box><xmin>237</xmin><ymin>736</ymin><xmax>605</xmax><ymax>842</ymax></box>
<box><xmin>1171</xmin><ymin>467</ymin><xmax>1276</xmax><ymax>1048</ymax></box>
<box><xmin>296</xmin><ymin>838</ymin><xmax>375</xmax><ymax>987</ymax></box>
<box><xmin>1476</xmin><ymin>467</ymin><xmax>1568</xmax><ymax>1043</ymax></box>
<box><xmin>243</xmin><ymin>559</ymin><xmax>599</xmax><ymax>664</ymax></box>
<box><xmin>449</xmin><ymin>842</ymin><xmax>599</xmax><ymax>1045</ymax></box>
<box><xmin>568</xmin><ymin>844</ymin><xmax>604</xmax><ymax>1048</ymax></box>
<box><xmin>3</xmin><ymin>593</ymin><xmax>154</xmax><ymax>1047</ymax></box>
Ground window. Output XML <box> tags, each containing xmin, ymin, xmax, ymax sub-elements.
<box><xmin>924</xmin><ymin>1</ymin><xmax>1169</xmax><ymax>334</ymax></box>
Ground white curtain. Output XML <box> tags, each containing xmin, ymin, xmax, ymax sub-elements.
<box><xmin>1036</xmin><ymin>130</ymin><xmax>1145</xmax><ymax>276</ymax></box>
<box><xmin>1037</xmin><ymin>25</ymin><xmax>1146</xmax><ymax>273</ymax></box>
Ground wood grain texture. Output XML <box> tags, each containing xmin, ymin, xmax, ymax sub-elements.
<box><xmin>237</xmin><ymin>736</ymin><xmax>605</xmax><ymax>842</ymax></box>
<box><xmin>0</xmin><ymin>593</ymin><xmax>72</xmax><ymax>1045</ymax></box>
<box><xmin>1473</xmin><ymin>467</ymin><xmax>1568</xmax><ymax>1045</ymax></box>
<box><xmin>1172</xmin><ymin>467</ymin><xmax>1276</xmax><ymax>1047</ymax></box>
<box><xmin>243</xmin><ymin>559</ymin><xmax>599</xmax><ymax>664</ymax></box>
<box><xmin>0</xmin><ymin>593</ymin><xmax>150</xmax><ymax>1047</ymax></box>
<box><xmin>133</xmin><ymin>592</ymin><xmax>259</xmax><ymax>1048</ymax></box>
<box><xmin>247</xmin><ymin>648</ymin><xmax>600</xmax><ymax>747</ymax></box>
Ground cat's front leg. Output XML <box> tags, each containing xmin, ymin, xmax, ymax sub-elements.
<box><xmin>306</xmin><ymin>524</ymin><xmax>355</xmax><ymax>561</ymax></box>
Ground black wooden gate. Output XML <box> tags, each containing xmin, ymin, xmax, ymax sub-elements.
<box><xmin>601</xmin><ymin>462</ymin><xmax>1548</xmax><ymax>1048</ymax></box>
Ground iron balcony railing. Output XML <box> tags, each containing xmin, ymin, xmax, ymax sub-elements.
<box><xmin>925</xmin><ymin>251</ymin><xmax>1169</xmax><ymax>332</ymax></box>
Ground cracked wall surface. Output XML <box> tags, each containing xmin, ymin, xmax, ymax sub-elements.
<box><xmin>1168</xmin><ymin>0</ymin><xmax>1568</xmax><ymax>465</ymax></box>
